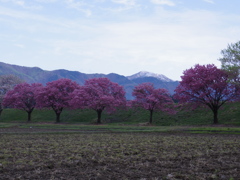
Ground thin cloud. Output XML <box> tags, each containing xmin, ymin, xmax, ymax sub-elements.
<box><xmin>150</xmin><ymin>0</ymin><xmax>175</xmax><ymax>6</ymax></box>
<box><xmin>14</xmin><ymin>44</ymin><xmax>25</xmax><ymax>48</ymax></box>
<box><xmin>48</xmin><ymin>11</ymin><xmax>234</xmax><ymax>64</ymax></box>
<box><xmin>0</xmin><ymin>0</ymin><xmax>42</xmax><ymax>9</ymax></box>
<box><xmin>203</xmin><ymin>0</ymin><xmax>215</xmax><ymax>4</ymax></box>
<box><xmin>101</xmin><ymin>6</ymin><xmax>134</xmax><ymax>13</ymax></box>
<box><xmin>34</xmin><ymin>0</ymin><xmax>58</xmax><ymax>2</ymax></box>
<box><xmin>111</xmin><ymin>0</ymin><xmax>136</xmax><ymax>6</ymax></box>
<box><xmin>0</xmin><ymin>6</ymin><xmax>62</xmax><ymax>26</ymax></box>
<box><xmin>13</xmin><ymin>0</ymin><xmax>25</xmax><ymax>6</ymax></box>
<box><xmin>65</xmin><ymin>0</ymin><xmax>92</xmax><ymax>16</ymax></box>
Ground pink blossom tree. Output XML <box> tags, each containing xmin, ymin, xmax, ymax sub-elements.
<box><xmin>131</xmin><ymin>83</ymin><xmax>174</xmax><ymax>124</ymax></box>
<box><xmin>0</xmin><ymin>75</ymin><xmax>23</xmax><ymax>117</ymax></box>
<box><xmin>70</xmin><ymin>78</ymin><xmax>126</xmax><ymax>124</ymax></box>
<box><xmin>37</xmin><ymin>78</ymin><xmax>79</xmax><ymax>123</ymax></box>
<box><xmin>174</xmin><ymin>64</ymin><xmax>239</xmax><ymax>124</ymax></box>
<box><xmin>3</xmin><ymin>83</ymin><xmax>43</xmax><ymax>122</ymax></box>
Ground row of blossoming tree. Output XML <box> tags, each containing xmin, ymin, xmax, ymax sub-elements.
<box><xmin>2</xmin><ymin>78</ymin><xmax>125</xmax><ymax>123</ymax></box>
<box><xmin>2</xmin><ymin>64</ymin><xmax>240</xmax><ymax>124</ymax></box>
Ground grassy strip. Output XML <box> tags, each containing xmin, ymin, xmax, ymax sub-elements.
<box><xmin>1</xmin><ymin>102</ymin><xmax>240</xmax><ymax>126</ymax></box>
<box><xmin>0</xmin><ymin>123</ymin><xmax>177</xmax><ymax>133</ymax></box>
<box><xmin>186</xmin><ymin>127</ymin><xmax>240</xmax><ymax>134</ymax></box>
<box><xmin>189</xmin><ymin>127</ymin><xmax>240</xmax><ymax>131</ymax></box>
<box><xmin>1</xmin><ymin>123</ymin><xmax>240</xmax><ymax>134</ymax></box>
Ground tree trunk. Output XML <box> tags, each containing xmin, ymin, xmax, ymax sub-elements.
<box><xmin>212</xmin><ymin>108</ymin><xmax>218</xmax><ymax>124</ymax></box>
<box><xmin>53</xmin><ymin>107</ymin><xmax>63</xmax><ymax>123</ymax></box>
<box><xmin>55</xmin><ymin>112</ymin><xmax>61</xmax><ymax>123</ymax></box>
<box><xmin>0</xmin><ymin>109</ymin><xmax>2</xmax><ymax>117</ymax></box>
<box><xmin>149</xmin><ymin>110</ymin><xmax>153</xmax><ymax>124</ymax></box>
<box><xmin>27</xmin><ymin>112</ymin><xmax>32</xmax><ymax>122</ymax></box>
<box><xmin>97</xmin><ymin>110</ymin><xmax>102</xmax><ymax>124</ymax></box>
<box><xmin>27</xmin><ymin>109</ymin><xmax>34</xmax><ymax>122</ymax></box>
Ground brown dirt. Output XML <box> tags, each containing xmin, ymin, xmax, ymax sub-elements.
<box><xmin>0</xmin><ymin>128</ymin><xmax>239</xmax><ymax>180</ymax></box>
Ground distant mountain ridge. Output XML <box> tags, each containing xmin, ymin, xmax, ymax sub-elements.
<box><xmin>0</xmin><ymin>62</ymin><xmax>179</xmax><ymax>99</ymax></box>
<box><xmin>127</xmin><ymin>71</ymin><xmax>173</xmax><ymax>82</ymax></box>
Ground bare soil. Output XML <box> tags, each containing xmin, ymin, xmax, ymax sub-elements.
<box><xmin>0</xmin><ymin>127</ymin><xmax>239</xmax><ymax>180</ymax></box>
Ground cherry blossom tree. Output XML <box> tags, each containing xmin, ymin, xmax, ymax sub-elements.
<box><xmin>131</xmin><ymin>83</ymin><xmax>174</xmax><ymax>124</ymax></box>
<box><xmin>174</xmin><ymin>64</ymin><xmax>239</xmax><ymax>124</ymax></box>
<box><xmin>3</xmin><ymin>83</ymin><xmax>43</xmax><ymax>122</ymax></box>
<box><xmin>0</xmin><ymin>75</ymin><xmax>23</xmax><ymax>117</ymax></box>
<box><xmin>37</xmin><ymin>78</ymin><xmax>79</xmax><ymax>123</ymax></box>
<box><xmin>70</xmin><ymin>78</ymin><xmax>126</xmax><ymax>124</ymax></box>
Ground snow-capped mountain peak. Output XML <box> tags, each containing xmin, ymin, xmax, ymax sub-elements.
<box><xmin>127</xmin><ymin>71</ymin><xmax>173</xmax><ymax>82</ymax></box>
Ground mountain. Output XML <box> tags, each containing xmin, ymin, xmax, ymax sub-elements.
<box><xmin>127</xmin><ymin>71</ymin><xmax>178</xmax><ymax>94</ymax></box>
<box><xmin>127</xmin><ymin>71</ymin><xmax>173</xmax><ymax>82</ymax></box>
<box><xmin>130</xmin><ymin>77</ymin><xmax>179</xmax><ymax>95</ymax></box>
<box><xmin>0</xmin><ymin>62</ymin><xmax>179</xmax><ymax>99</ymax></box>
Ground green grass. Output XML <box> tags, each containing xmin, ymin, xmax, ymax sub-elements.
<box><xmin>1</xmin><ymin>122</ymin><xmax>240</xmax><ymax>135</ymax></box>
<box><xmin>0</xmin><ymin>123</ymin><xmax>19</xmax><ymax>128</ymax></box>
<box><xmin>0</xmin><ymin>123</ymin><xmax>177</xmax><ymax>133</ymax></box>
<box><xmin>1</xmin><ymin>102</ymin><xmax>240</xmax><ymax>126</ymax></box>
<box><xmin>0</xmin><ymin>108</ymin><xmax>97</xmax><ymax>124</ymax></box>
<box><xmin>187</xmin><ymin>127</ymin><xmax>240</xmax><ymax>134</ymax></box>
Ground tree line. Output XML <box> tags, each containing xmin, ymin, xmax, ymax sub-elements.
<box><xmin>1</xmin><ymin>41</ymin><xmax>240</xmax><ymax>124</ymax></box>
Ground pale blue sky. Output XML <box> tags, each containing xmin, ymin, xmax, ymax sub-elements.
<box><xmin>1</xmin><ymin>0</ymin><xmax>240</xmax><ymax>80</ymax></box>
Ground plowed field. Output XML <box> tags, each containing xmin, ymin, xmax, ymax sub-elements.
<box><xmin>0</xmin><ymin>127</ymin><xmax>239</xmax><ymax>179</ymax></box>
